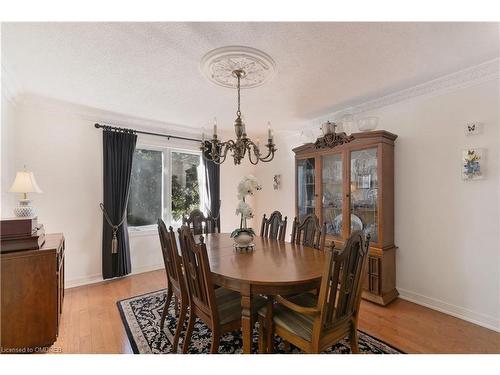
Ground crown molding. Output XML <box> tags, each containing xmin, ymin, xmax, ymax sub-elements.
<box><xmin>13</xmin><ymin>93</ymin><xmax>265</xmax><ymax>141</ymax></box>
<box><xmin>307</xmin><ymin>58</ymin><xmax>500</xmax><ymax>130</ymax></box>
<box><xmin>15</xmin><ymin>93</ymin><xmax>203</xmax><ymax>138</ymax></box>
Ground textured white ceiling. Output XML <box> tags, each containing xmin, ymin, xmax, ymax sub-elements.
<box><xmin>2</xmin><ymin>22</ymin><xmax>499</xmax><ymax>133</ymax></box>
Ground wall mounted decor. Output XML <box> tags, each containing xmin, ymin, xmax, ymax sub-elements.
<box><xmin>462</xmin><ymin>148</ymin><xmax>485</xmax><ymax>180</ymax></box>
<box><xmin>273</xmin><ymin>174</ymin><xmax>281</xmax><ymax>190</ymax></box>
<box><xmin>464</xmin><ymin>122</ymin><xmax>482</xmax><ymax>136</ymax></box>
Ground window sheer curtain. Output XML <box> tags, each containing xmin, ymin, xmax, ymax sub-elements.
<box><xmin>203</xmin><ymin>141</ymin><xmax>221</xmax><ymax>231</ymax></box>
<box><xmin>101</xmin><ymin>129</ymin><xmax>137</xmax><ymax>279</ymax></box>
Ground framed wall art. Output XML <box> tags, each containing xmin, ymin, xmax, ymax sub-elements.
<box><xmin>462</xmin><ymin>148</ymin><xmax>485</xmax><ymax>180</ymax></box>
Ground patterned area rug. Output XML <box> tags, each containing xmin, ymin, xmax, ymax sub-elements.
<box><xmin>117</xmin><ymin>289</ymin><xmax>402</xmax><ymax>354</ymax></box>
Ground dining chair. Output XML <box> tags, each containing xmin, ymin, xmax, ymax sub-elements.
<box><xmin>258</xmin><ymin>231</ymin><xmax>370</xmax><ymax>354</ymax></box>
<box><xmin>177</xmin><ymin>225</ymin><xmax>265</xmax><ymax>353</ymax></box>
<box><xmin>157</xmin><ymin>219</ymin><xmax>188</xmax><ymax>353</ymax></box>
<box><xmin>183</xmin><ymin>208</ymin><xmax>219</xmax><ymax>235</ymax></box>
<box><xmin>260</xmin><ymin>211</ymin><xmax>288</xmax><ymax>241</ymax></box>
<box><xmin>290</xmin><ymin>214</ymin><xmax>326</xmax><ymax>250</ymax></box>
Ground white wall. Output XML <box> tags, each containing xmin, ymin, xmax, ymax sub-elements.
<box><xmin>2</xmin><ymin>96</ymin><xmax>104</xmax><ymax>286</ymax></box>
<box><xmin>374</xmin><ymin>80</ymin><xmax>499</xmax><ymax>332</ymax></box>
<box><xmin>254</xmin><ymin>79</ymin><xmax>500</xmax><ymax>331</ymax></box>
<box><xmin>253</xmin><ymin>131</ymin><xmax>302</xmax><ymax>225</ymax></box>
<box><xmin>1</xmin><ymin>94</ymin><xmax>17</xmax><ymax>214</ymax></box>
<box><xmin>0</xmin><ymin>95</ymin><xmax>253</xmax><ymax>287</ymax></box>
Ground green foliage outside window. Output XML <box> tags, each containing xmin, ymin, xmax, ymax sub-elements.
<box><xmin>171</xmin><ymin>165</ymin><xmax>200</xmax><ymax>221</ymax></box>
<box><xmin>171</xmin><ymin>152</ymin><xmax>200</xmax><ymax>222</ymax></box>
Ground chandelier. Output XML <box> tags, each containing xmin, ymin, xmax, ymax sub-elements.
<box><xmin>201</xmin><ymin>69</ymin><xmax>277</xmax><ymax>165</ymax></box>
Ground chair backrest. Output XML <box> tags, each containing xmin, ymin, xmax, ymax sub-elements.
<box><xmin>182</xmin><ymin>208</ymin><xmax>218</xmax><ymax>235</ymax></box>
<box><xmin>317</xmin><ymin>231</ymin><xmax>370</xmax><ymax>329</ymax></box>
<box><xmin>157</xmin><ymin>218</ymin><xmax>185</xmax><ymax>295</ymax></box>
<box><xmin>260</xmin><ymin>211</ymin><xmax>288</xmax><ymax>241</ymax></box>
<box><xmin>290</xmin><ymin>214</ymin><xmax>326</xmax><ymax>250</ymax></box>
<box><xmin>177</xmin><ymin>225</ymin><xmax>218</xmax><ymax>323</ymax></box>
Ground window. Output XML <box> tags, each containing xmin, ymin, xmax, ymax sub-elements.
<box><xmin>127</xmin><ymin>146</ymin><xmax>205</xmax><ymax>230</ymax></box>
<box><xmin>127</xmin><ymin>149</ymin><xmax>163</xmax><ymax>227</ymax></box>
<box><xmin>171</xmin><ymin>151</ymin><xmax>202</xmax><ymax>224</ymax></box>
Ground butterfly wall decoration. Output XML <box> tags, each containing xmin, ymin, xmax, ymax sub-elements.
<box><xmin>465</xmin><ymin>122</ymin><xmax>481</xmax><ymax>135</ymax></box>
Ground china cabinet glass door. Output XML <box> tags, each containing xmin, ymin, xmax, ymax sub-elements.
<box><xmin>350</xmin><ymin>147</ymin><xmax>378</xmax><ymax>243</ymax></box>
<box><xmin>322</xmin><ymin>153</ymin><xmax>343</xmax><ymax>238</ymax></box>
<box><xmin>296</xmin><ymin>158</ymin><xmax>316</xmax><ymax>221</ymax></box>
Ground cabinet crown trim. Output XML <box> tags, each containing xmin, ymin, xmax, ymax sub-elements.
<box><xmin>293</xmin><ymin>130</ymin><xmax>397</xmax><ymax>155</ymax></box>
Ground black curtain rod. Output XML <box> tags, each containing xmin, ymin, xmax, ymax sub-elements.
<box><xmin>94</xmin><ymin>123</ymin><xmax>201</xmax><ymax>142</ymax></box>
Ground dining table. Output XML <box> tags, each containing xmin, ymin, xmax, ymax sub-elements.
<box><xmin>202</xmin><ymin>233</ymin><xmax>327</xmax><ymax>354</ymax></box>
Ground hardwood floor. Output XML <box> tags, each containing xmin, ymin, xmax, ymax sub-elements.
<box><xmin>53</xmin><ymin>269</ymin><xmax>500</xmax><ymax>354</ymax></box>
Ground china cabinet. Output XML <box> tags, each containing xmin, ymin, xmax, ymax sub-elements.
<box><xmin>293</xmin><ymin>130</ymin><xmax>398</xmax><ymax>305</ymax></box>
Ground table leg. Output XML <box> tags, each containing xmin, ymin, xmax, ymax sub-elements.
<box><xmin>241</xmin><ymin>285</ymin><xmax>252</xmax><ymax>354</ymax></box>
<box><xmin>265</xmin><ymin>296</ymin><xmax>274</xmax><ymax>353</ymax></box>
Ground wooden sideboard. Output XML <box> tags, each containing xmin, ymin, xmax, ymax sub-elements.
<box><xmin>293</xmin><ymin>130</ymin><xmax>398</xmax><ymax>305</ymax></box>
<box><xmin>1</xmin><ymin>233</ymin><xmax>65</xmax><ymax>351</ymax></box>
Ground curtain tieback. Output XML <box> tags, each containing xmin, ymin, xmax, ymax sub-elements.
<box><xmin>100</xmin><ymin>203</ymin><xmax>127</xmax><ymax>254</ymax></box>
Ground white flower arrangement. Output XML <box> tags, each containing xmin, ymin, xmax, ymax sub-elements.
<box><xmin>235</xmin><ymin>200</ymin><xmax>253</xmax><ymax>219</ymax></box>
<box><xmin>231</xmin><ymin>175</ymin><xmax>262</xmax><ymax>238</ymax></box>
<box><xmin>237</xmin><ymin>175</ymin><xmax>262</xmax><ymax>200</ymax></box>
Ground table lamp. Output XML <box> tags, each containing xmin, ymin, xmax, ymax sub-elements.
<box><xmin>8</xmin><ymin>168</ymin><xmax>43</xmax><ymax>217</ymax></box>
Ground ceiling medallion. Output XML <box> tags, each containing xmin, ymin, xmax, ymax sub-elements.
<box><xmin>200</xmin><ymin>46</ymin><xmax>276</xmax><ymax>88</ymax></box>
<box><xmin>200</xmin><ymin>46</ymin><xmax>277</xmax><ymax>165</ymax></box>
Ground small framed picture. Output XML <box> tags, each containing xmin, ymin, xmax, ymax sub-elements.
<box><xmin>462</xmin><ymin>148</ymin><xmax>485</xmax><ymax>180</ymax></box>
<box><xmin>464</xmin><ymin>122</ymin><xmax>482</xmax><ymax>136</ymax></box>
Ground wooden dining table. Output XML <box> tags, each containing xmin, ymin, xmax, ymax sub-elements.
<box><xmin>202</xmin><ymin>233</ymin><xmax>326</xmax><ymax>353</ymax></box>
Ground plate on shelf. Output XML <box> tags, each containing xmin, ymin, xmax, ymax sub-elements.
<box><xmin>332</xmin><ymin>214</ymin><xmax>363</xmax><ymax>233</ymax></box>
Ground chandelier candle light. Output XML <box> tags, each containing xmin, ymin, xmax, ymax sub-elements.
<box><xmin>201</xmin><ymin>69</ymin><xmax>277</xmax><ymax>165</ymax></box>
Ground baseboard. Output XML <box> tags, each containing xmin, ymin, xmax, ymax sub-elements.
<box><xmin>131</xmin><ymin>263</ymin><xmax>164</xmax><ymax>276</ymax></box>
<box><xmin>65</xmin><ymin>263</ymin><xmax>164</xmax><ymax>289</ymax></box>
<box><xmin>65</xmin><ymin>274</ymin><xmax>103</xmax><ymax>289</ymax></box>
<box><xmin>398</xmin><ymin>288</ymin><xmax>500</xmax><ymax>333</ymax></box>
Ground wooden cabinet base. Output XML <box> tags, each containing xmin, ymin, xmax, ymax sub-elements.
<box><xmin>362</xmin><ymin>288</ymin><xmax>399</xmax><ymax>306</ymax></box>
<box><xmin>362</xmin><ymin>246</ymin><xmax>397</xmax><ymax>305</ymax></box>
<box><xmin>0</xmin><ymin>234</ymin><xmax>65</xmax><ymax>351</ymax></box>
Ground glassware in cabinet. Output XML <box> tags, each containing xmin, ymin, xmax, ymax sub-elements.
<box><xmin>350</xmin><ymin>147</ymin><xmax>378</xmax><ymax>243</ymax></box>
<box><xmin>321</xmin><ymin>153</ymin><xmax>343</xmax><ymax>238</ymax></box>
<box><xmin>296</xmin><ymin>157</ymin><xmax>316</xmax><ymax>221</ymax></box>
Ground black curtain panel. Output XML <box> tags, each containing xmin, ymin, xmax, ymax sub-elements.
<box><xmin>101</xmin><ymin>129</ymin><xmax>137</xmax><ymax>279</ymax></box>
<box><xmin>203</xmin><ymin>141</ymin><xmax>221</xmax><ymax>231</ymax></box>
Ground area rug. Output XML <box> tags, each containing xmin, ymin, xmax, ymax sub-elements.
<box><xmin>117</xmin><ymin>289</ymin><xmax>403</xmax><ymax>354</ymax></box>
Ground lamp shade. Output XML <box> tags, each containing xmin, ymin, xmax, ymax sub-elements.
<box><xmin>8</xmin><ymin>171</ymin><xmax>43</xmax><ymax>193</ymax></box>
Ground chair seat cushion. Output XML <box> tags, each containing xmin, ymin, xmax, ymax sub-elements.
<box><xmin>215</xmin><ymin>287</ymin><xmax>266</xmax><ymax>326</ymax></box>
<box><xmin>258</xmin><ymin>292</ymin><xmax>318</xmax><ymax>341</ymax></box>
